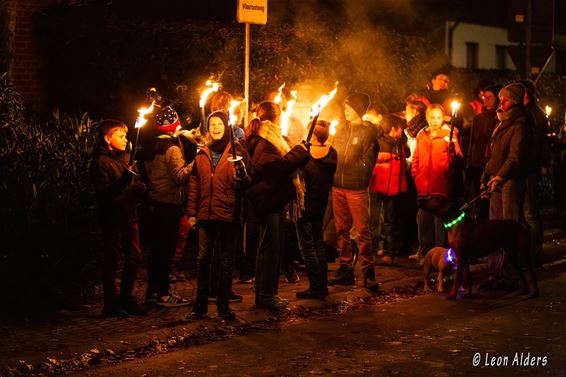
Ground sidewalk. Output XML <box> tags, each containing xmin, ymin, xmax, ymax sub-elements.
<box><xmin>1</xmin><ymin>227</ymin><xmax>564</xmax><ymax>376</ymax></box>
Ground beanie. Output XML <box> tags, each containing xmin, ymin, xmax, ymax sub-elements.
<box><xmin>344</xmin><ymin>93</ymin><xmax>370</xmax><ymax>118</ymax></box>
<box><xmin>498</xmin><ymin>83</ymin><xmax>525</xmax><ymax>105</ymax></box>
<box><xmin>155</xmin><ymin>106</ymin><xmax>180</xmax><ymax>133</ymax></box>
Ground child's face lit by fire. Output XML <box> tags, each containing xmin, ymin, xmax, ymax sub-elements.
<box><xmin>105</xmin><ymin>128</ymin><xmax>128</xmax><ymax>151</ymax></box>
<box><xmin>208</xmin><ymin>116</ymin><xmax>225</xmax><ymax>141</ymax></box>
<box><xmin>426</xmin><ymin>108</ymin><xmax>444</xmax><ymax>131</ymax></box>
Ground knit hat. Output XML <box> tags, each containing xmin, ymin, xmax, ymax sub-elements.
<box><xmin>155</xmin><ymin>106</ymin><xmax>180</xmax><ymax>133</ymax></box>
<box><xmin>344</xmin><ymin>93</ymin><xmax>370</xmax><ymax>118</ymax></box>
<box><xmin>498</xmin><ymin>83</ymin><xmax>525</xmax><ymax>105</ymax></box>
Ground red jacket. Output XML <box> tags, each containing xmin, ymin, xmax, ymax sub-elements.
<box><xmin>370</xmin><ymin>135</ymin><xmax>408</xmax><ymax>196</ymax></box>
<box><xmin>411</xmin><ymin>124</ymin><xmax>462</xmax><ymax>197</ymax></box>
<box><xmin>187</xmin><ymin>142</ymin><xmax>250</xmax><ymax>223</ymax></box>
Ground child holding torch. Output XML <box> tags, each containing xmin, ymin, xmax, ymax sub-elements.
<box><xmin>186</xmin><ymin>111</ymin><xmax>250</xmax><ymax>320</ymax></box>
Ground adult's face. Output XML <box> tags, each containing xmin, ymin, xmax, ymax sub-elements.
<box><xmin>481</xmin><ymin>90</ymin><xmax>497</xmax><ymax>109</ymax></box>
<box><xmin>431</xmin><ymin>74</ymin><xmax>450</xmax><ymax>91</ymax></box>
<box><xmin>208</xmin><ymin>116</ymin><xmax>225</xmax><ymax>141</ymax></box>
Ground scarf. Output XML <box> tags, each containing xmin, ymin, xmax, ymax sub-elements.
<box><xmin>258</xmin><ymin>120</ymin><xmax>305</xmax><ymax>221</ymax></box>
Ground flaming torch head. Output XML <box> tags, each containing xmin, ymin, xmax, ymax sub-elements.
<box><xmin>281</xmin><ymin>90</ymin><xmax>298</xmax><ymax>137</ymax></box>
<box><xmin>228</xmin><ymin>100</ymin><xmax>242</xmax><ymax>127</ymax></box>
<box><xmin>329</xmin><ymin>119</ymin><xmax>339</xmax><ymax>136</ymax></box>
<box><xmin>310</xmin><ymin>83</ymin><xmax>339</xmax><ymax>118</ymax></box>
<box><xmin>545</xmin><ymin>106</ymin><xmax>552</xmax><ymax>117</ymax></box>
<box><xmin>199</xmin><ymin>80</ymin><xmax>220</xmax><ymax>109</ymax></box>
<box><xmin>450</xmin><ymin>100</ymin><xmax>461</xmax><ymax>117</ymax></box>
<box><xmin>134</xmin><ymin>101</ymin><xmax>156</xmax><ymax>129</ymax></box>
<box><xmin>273</xmin><ymin>83</ymin><xmax>286</xmax><ymax>105</ymax></box>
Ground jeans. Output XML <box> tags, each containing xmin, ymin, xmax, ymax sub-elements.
<box><xmin>295</xmin><ymin>217</ymin><xmax>327</xmax><ymax>292</ymax></box>
<box><xmin>255</xmin><ymin>211</ymin><xmax>285</xmax><ymax>299</ymax></box>
<box><xmin>196</xmin><ymin>221</ymin><xmax>240</xmax><ymax>311</ymax></box>
<box><xmin>416</xmin><ymin>208</ymin><xmax>447</xmax><ymax>255</ymax></box>
<box><xmin>332</xmin><ymin>187</ymin><xmax>374</xmax><ymax>269</ymax></box>
<box><xmin>102</xmin><ymin>222</ymin><xmax>142</xmax><ymax>307</ymax></box>
<box><xmin>369</xmin><ymin>191</ymin><xmax>384</xmax><ymax>251</ymax></box>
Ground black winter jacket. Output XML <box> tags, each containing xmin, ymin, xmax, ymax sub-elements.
<box><xmin>332</xmin><ymin>121</ymin><xmax>379</xmax><ymax>189</ymax></box>
<box><xmin>302</xmin><ymin>145</ymin><xmax>337</xmax><ymax>220</ymax></box>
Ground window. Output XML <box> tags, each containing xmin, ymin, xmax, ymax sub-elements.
<box><xmin>496</xmin><ymin>45</ymin><xmax>507</xmax><ymax>70</ymax></box>
<box><xmin>466</xmin><ymin>42</ymin><xmax>479</xmax><ymax>69</ymax></box>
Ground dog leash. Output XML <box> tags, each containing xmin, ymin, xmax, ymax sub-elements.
<box><xmin>458</xmin><ymin>190</ymin><xmax>490</xmax><ymax>211</ymax></box>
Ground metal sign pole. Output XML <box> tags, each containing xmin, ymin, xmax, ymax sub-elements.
<box><xmin>244</xmin><ymin>22</ymin><xmax>250</xmax><ymax>129</ymax></box>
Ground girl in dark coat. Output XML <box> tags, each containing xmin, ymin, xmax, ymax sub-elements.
<box><xmin>187</xmin><ymin>111</ymin><xmax>250</xmax><ymax>320</ymax></box>
<box><xmin>247</xmin><ymin>101</ymin><xmax>310</xmax><ymax>310</ymax></box>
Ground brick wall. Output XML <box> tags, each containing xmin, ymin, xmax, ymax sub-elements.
<box><xmin>12</xmin><ymin>0</ymin><xmax>61</xmax><ymax>108</ymax></box>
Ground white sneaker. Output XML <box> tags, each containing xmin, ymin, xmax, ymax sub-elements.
<box><xmin>156</xmin><ymin>293</ymin><xmax>191</xmax><ymax>307</ymax></box>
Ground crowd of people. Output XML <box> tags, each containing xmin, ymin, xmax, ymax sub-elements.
<box><xmin>91</xmin><ymin>69</ymin><xmax>566</xmax><ymax>319</ymax></box>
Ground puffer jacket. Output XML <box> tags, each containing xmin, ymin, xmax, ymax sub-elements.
<box><xmin>142</xmin><ymin>136</ymin><xmax>192</xmax><ymax>205</ymax></box>
<box><xmin>370</xmin><ymin>134</ymin><xmax>408</xmax><ymax>196</ymax></box>
<box><xmin>332</xmin><ymin>121</ymin><xmax>379</xmax><ymax>189</ymax></box>
<box><xmin>91</xmin><ymin>146</ymin><xmax>146</xmax><ymax>225</ymax></box>
<box><xmin>187</xmin><ymin>142</ymin><xmax>250</xmax><ymax>223</ymax></box>
<box><xmin>411</xmin><ymin>124</ymin><xmax>463</xmax><ymax>197</ymax></box>
<box><xmin>483</xmin><ymin>105</ymin><xmax>528</xmax><ymax>182</ymax></box>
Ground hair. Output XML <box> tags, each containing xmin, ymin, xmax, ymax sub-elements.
<box><xmin>97</xmin><ymin>119</ymin><xmax>127</xmax><ymax>144</ymax></box>
<box><xmin>311</xmin><ymin>119</ymin><xmax>330</xmax><ymax>144</ymax></box>
<box><xmin>245</xmin><ymin>101</ymin><xmax>281</xmax><ymax>138</ymax></box>
<box><xmin>483</xmin><ymin>84</ymin><xmax>502</xmax><ymax>105</ymax></box>
<box><xmin>407</xmin><ymin>99</ymin><xmax>427</xmax><ymax>115</ymax></box>
<box><xmin>426</xmin><ymin>103</ymin><xmax>445</xmax><ymax>117</ymax></box>
<box><xmin>210</xmin><ymin>90</ymin><xmax>234</xmax><ymax>112</ymax></box>
<box><xmin>367</xmin><ymin>100</ymin><xmax>389</xmax><ymax>116</ymax></box>
<box><xmin>379</xmin><ymin>114</ymin><xmax>404</xmax><ymax>135</ymax></box>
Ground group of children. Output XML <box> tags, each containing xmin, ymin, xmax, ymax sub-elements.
<box><xmin>91</xmin><ymin>86</ymin><xmax>469</xmax><ymax>319</ymax></box>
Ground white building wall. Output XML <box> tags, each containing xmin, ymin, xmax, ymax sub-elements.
<box><xmin>447</xmin><ymin>21</ymin><xmax>516</xmax><ymax>70</ymax></box>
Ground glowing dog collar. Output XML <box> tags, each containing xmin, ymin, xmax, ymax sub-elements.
<box><xmin>446</xmin><ymin>248</ymin><xmax>455</xmax><ymax>263</ymax></box>
<box><xmin>444</xmin><ymin>212</ymin><xmax>465</xmax><ymax>229</ymax></box>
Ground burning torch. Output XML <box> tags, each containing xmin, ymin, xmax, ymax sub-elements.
<box><xmin>306</xmin><ymin>83</ymin><xmax>339</xmax><ymax>144</ymax></box>
<box><xmin>273</xmin><ymin>84</ymin><xmax>298</xmax><ymax>137</ymax></box>
<box><xmin>128</xmin><ymin>101</ymin><xmax>155</xmax><ymax>167</ymax></box>
<box><xmin>228</xmin><ymin>100</ymin><xmax>243</xmax><ymax>162</ymax></box>
<box><xmin>199</xmin><ymin>80</ymin><xmax>220</xmax><ymax>134</ymax></box>
<box><xmin>448</xmin><ymin>100</ymin><xmax>461</xmax><ymax>148</ymax></box>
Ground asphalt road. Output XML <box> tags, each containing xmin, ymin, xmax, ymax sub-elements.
<box><xmin>72</xmin><ymin>263</ymin><xmax>565</xmax><ymax>377</ymax></box>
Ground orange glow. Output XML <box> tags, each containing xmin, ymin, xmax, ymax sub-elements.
<box><xmin>199</xmin><ymin>80</ymin><xmax>220</xmax><ymax>108</ymax></box>
<box><xmin>545</xmin><ymin>106</ymin><xmax>552</xmax><ymax>117</ymax></box>
<box><xmin>273</xmin><ymin>83</ymin><xmax>286</xmax><ymax>105</ymax></box>
<box><xmin>134</xmin><ymin>101</ymin><xmax>155</xmax><ymax>129</ymax></box>
<box><xmin>228</xmin><ymin>100</ymin><xmax>242</xmax><ymax>126</ymax></box>
<box><xmin>281</xmin><ymin>90</ymin><xmax>298</xmax><ymax>137</ymax></box>
<box><xmin>329</xmin><ymin>119</ymin><xmax>339</xmax><ymax>136</ymax></box>
<box><xmin>450</xmin><ymin>100</ymin><xmax>461</xmax><ymax>116</ymax></box>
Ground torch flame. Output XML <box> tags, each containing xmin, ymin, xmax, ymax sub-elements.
<box><xmin>281</xmin><ymin>90</ymin><xmax>298</xmax><ymax>137</ymax></box>
<box><xmin>329</xmin><ymin>119</ymin><xmax>339</xmax><ymax>136</ymax></box>
<box><xmin>274</xmin><ymin>83</ymin><xmax>286</xmax><ymax>105</ymax></box>
<box><xmin>545</xmin><ymin>106</ymin><xmax>552</xmax><ymax>117</ymax></box>
<box><xmin>228</xmin><ymin>100</ymin><xmax>242</xmax><ymax>127</ymax></box>
<box><xmin>450</xmin><ymin>100</ymin><xmax>461</xmax><ymax>116</ymax></box>
<box><xmin>199</xmin><ymin>80</ymin><xmax>220</xmax><ymax>108</ymax></box>
<box><xmin>134</xmin><ymin>101</ymin><xmax>155</xmax><ymax>129</ymax></box>
<box><xmin>311</xmin><ymin>82</ymin><xmax>339</xmax><ymax>118</ymax></box>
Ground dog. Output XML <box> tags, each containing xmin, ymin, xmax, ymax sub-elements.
<box><xmin>416</xmin><ymin>194</ymin><xmax>539</xmax><ymax>300</ymax></box>
<box><xmin>423</xmin><ymin>247</ymin><xmax>456</xmax><ymax>293</ymax></box>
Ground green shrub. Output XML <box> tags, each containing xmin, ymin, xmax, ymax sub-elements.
<box><xmin>0</xmin><ymin>73</ymin><xmax>101</xmax><ymax>317</ymax></box>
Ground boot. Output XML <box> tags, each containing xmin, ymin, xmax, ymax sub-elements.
<box><xmin>363</xmin><ymin>266</ymin><xmax>379</xmax><ymax>293</ymax></box>
<box><xmin>296</xmin><ymin>288</ymin><xmax>328</xmax><ymax>300</ymax></box>
<box><xmin>329</xmin><ymin>265</ymin><xmax>354</xmax><ymax>285</ymax></box>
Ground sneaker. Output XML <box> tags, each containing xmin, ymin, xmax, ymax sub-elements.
<box><xmin>157</xmin><ymin>293</ymin><xmax>191</xmax><ymax>307</ymax></box>
<box><xmin>255</xmin><ymin>296</ymin><xmax>288</xmax><ymax>310</ymax></box>
<box><xmin>363</xmin><ymin>267</ymin><xmax>380</xmax><ymax>293</ymax></box>
<box><xmin>295</xmin><ymin>288</ymin><xmax>328</xmax><ymax>300</ymax></box>
<box><xmin>218</xmin><ymin>310</ymin><xmax>237</xmax><ymax>321</ymax></box>
<box><xmin>329</xmin><ymin>265</ymin><xmax>355</xmax><ymax>285</ymax></box>
<box><xmin>285</xmin><ymin>267</ymin><xmax>300</xmax><ymax>284</ymax></box>
<box><xmin>238</xmin><ymin>276</ymin><xmax>255</xmax><ymax>284</ymax></box>
<box><xmin>187</xmin><ymin>310</ymin><xmax>208</xmax><ymax>320</ymax></box>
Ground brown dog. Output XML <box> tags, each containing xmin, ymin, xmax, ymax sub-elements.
<box><xmin>416</xmin><ymin>194</ymin><xmax>539</xmax><ymax>300</ymax></box>
<box><xmin>423</xmin><ymin>247</ymin><xmax>456</xmax><ymax>292</ymax></box>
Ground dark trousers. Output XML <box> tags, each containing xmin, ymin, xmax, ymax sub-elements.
<box><xmin>242</xmin><ymin>200</ymin><xmax>260</xmax><ymax>279</ymax></box>
<box><xmin>147</xmin><ymin>202</ymin><xmax>182</xmax><ymax>297</ymax></box>
<box><xmin>465</xmin><ymin>167</ymin><xmax>489</xmax><ymax>219</ymax></box>
<box><xmin>295</xmin><ymin>217</ymin><xmax>327</xmax><ymax>293</ymax></box>
<box><xmin>523</xmin><ymin>172</ymin><xmax>543</xmax><ymax>256</ymax></box>
<box><xmin>381</xmin><ymin>195</ymin><xmax>402</xmax><ymax>257</ymax></box>
<box><xmin>369</xmin><ymin>191</ymin><xmax>384</xmax><ymax>251</ymax></box>
<box><xmin>255</xmin><ymin>211</ymin><xmax>285</xmax><ymax>299</ymax></box>
<box><xmin>196</xmin><ymin>221</ymin><xmax>240</xmax><ymax>312</ymax></box>
<box><xmin>102</xmin><ymin>222</ymin><xmax>142</xmax><ymax>308</ymax></box>
<box><xmin>417</xmin><ymin>208</ymin><xmax>447</xmax><ymax>255</ymax></box>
